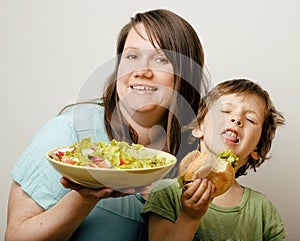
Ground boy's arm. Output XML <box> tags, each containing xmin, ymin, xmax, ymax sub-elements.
<box><xmin>148</xmin><ymin>179</ymin><xmax>214</xmax><ymax>241</ymax></box>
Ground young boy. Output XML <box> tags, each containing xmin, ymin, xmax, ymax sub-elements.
<box><xmin>142</xmin><ymin>79</ymin><xmax>287</xmax><ymax>241</ymax></box>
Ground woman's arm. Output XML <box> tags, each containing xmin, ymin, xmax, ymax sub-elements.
<box><xmin>148</xmin><ymin>179</ymin><xmax>214</xmax><ymax>241</ymax></box>
<box><xmin>5</xmin><ymin>180</ymin><xmax>118</xmax><ymax>241</ymax></box>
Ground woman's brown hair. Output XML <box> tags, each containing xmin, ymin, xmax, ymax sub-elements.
<box><xmin>101</xmin><ymin>9</ymin><xmax>209</xmax><ymax>163</ymax></box>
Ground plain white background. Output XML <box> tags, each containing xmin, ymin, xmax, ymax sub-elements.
<box><xmin>1</xmin><ymin>0</ymin><xmax>299</xmax><ymax>240</ymax></box>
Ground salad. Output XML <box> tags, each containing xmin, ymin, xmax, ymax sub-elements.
<box><xmin>48</xmin><ymin>138</ymin><xmax>175</xmax><ymax>169</ymax></box>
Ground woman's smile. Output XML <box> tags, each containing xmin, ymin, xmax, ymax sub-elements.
<box><xmin>129</xmin><ymin>84</ymin><xmax>158</xmax><ymax>93</ymax></box>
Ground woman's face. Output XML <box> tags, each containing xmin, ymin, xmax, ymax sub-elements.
<box><xmin>116</xmin><ymin>23</ymin><xmax>174</xmax><ymax>118</ymax></box>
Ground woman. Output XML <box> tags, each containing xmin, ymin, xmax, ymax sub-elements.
<box><xmin>5</xmin><ymin>9</ymin><xmax>209</xmax><ymax>241</ymax></box>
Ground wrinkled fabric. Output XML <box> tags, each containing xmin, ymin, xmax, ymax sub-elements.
<box><xmin>12</xmin><ymin>104</ymin><xmax>147</xmax><ymax>241</ymax></box>
<box><xmin>142</xmin><ymin>178</ymin><xmax>288</xmax><ymax>241</ymax></box>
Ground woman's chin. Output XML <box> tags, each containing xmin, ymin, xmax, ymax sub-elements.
<box><xmin>119</xmin><ymin>101</ymin><xmax>166</xmax><ymax>117</ymax></box>
<box><xmin>129</xmin><ymin>103</ymin><xmax>162</xmax><ymax>113</ymax></box>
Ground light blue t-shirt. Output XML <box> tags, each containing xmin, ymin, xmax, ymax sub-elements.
<box><xmin>11</xmin><ymin>103</ymin><xmax>147</xmax><ymax>241</ymax></box>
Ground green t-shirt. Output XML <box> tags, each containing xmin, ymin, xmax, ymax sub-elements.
<box><xmin>142</xmin><ymin>179</ymin><xmax>287</xmax><ymax>241</ymax></box>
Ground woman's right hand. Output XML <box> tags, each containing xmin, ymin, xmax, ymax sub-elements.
<box><xmin>180</xmin><ymin>178</ymin><xmax>214</xmax><ymax>220</ymax></box>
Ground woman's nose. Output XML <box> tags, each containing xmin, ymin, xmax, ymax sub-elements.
<box><xmin>133</xmin><ymin>57</ymin><xmax>154</xmax><ymax>78</ymax></box>
<box><xmin>230</xmin><ymin>116</ymin><xmax>243</xmax><ymax>126</ymax></box>
<box><xmin>133</xmin><ymin>67</ymin><xmax>153</xmax><ymax>78</ymax></box>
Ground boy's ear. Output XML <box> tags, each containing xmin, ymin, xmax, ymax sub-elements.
<box><xmin>192</xmin><ymin>125</ymin><xmax>204</xmax><ymax>138</ymax></box>
<box><xmin>251</xmin><ymin>148</ymin><xmax>260</xmax><ymax>160</ymax></box>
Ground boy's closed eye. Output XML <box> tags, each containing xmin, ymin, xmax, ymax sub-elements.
<box><xmin>246</xmin><ymin>117</ymin><xmax>256</xmax><ymax>124</ymax></box>
<box><xmin>220</xmin><ymin>110</ymin><xmax>230</xmax><ymax>114</ymax></box>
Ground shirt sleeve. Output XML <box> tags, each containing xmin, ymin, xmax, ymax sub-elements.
<box><xmin>263</xmin><ymin>200</ymin><xmax>288</xmax><ymax>240</ymax></box>
<box><xmin>141</xmin><ymin>179</ymin><xmax>182</xmax><ymax>223</ymax></box>
<box><xmin>12</xmin><ymin>104</ymin><xmax>109</xmax><ymax>210</ymax></box>
<box><xmin>11</xmin><ymin>115</ymin><xmax>78</xmax><ymax>209</ymax></box>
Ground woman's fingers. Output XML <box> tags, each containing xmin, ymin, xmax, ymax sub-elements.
<box><xmin>60</xmin><ymin>177</ymin><xmax>113</xmax><ymax>199</ymax></box>
<box><xmin>60</xmin><ymin>176</ymin><xmax>81</xmax><ymax>189</ymax></box>
<box><xmin>60</xmin><ymin>176</ymin><xmax>143</xmax><ymax>200</ymax></box>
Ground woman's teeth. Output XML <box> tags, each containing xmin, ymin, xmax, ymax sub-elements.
<box><xmin>130</xmin><ymin>85</ymin><xmax>157</xmax><ymax>91</ymax></box>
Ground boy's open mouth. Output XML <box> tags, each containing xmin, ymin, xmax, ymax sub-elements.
<box><xmin>222</xmin><ymin>130</ymin><xmax>240</xmax><ymax>144</ymax></box>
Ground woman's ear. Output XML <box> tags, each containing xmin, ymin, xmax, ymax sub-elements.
<box><xmin>192</xmin><ymin>125</ymin><xmax>204</xmax><ymax>138</ymax></box>
<box><xmin>251</xmin><ymin>148</ymin><xmax>260</xmax><ymax>160</ymax></box>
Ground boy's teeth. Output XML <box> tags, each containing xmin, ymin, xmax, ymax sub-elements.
<box><xmin>224</xmin><ymin>131</ymin><xmax>240</xmax><ymax>143</ymax></box>
<box><xmin>225</xmin><ymin>131</ymin><xmax>238</xmax><ymax>138</ymax></box>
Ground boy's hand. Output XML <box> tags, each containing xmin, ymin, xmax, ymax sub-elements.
<box><xmin>181</xmin><ymin>178</ymin><xmax>214</xmax><ymax>220</ymax></box>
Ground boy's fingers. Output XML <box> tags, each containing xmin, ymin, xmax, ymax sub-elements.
<box><xmin>191</xmin><ymin>178</ymin><xmax>209</xmax><ymax>202</ymax></box>
<box><xmin>195</xmin><ymin>180</ymin><xmax>213</xmax><ymax>205</ymax></box>
<box><xmin>182</xmin><ymin>179</ymin><xmax>201</xmax><ymax>199</ymax></box>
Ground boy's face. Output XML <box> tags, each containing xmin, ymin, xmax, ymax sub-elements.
<box><xmin>198</xmin><ymin>93</ymin><xmax>265</xmax><ymax>167</ymax></box>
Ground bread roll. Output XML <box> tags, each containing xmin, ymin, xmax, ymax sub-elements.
<box><xmin>178</xmin><ymin>150</ymin><xmax>238</xmax><ymax>197</ymax></box>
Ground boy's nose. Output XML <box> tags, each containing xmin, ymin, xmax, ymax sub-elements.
<box><xmin>230</xmin><ymin>117</ymin><xmax>242</xmax><ymax>126</ymax></box>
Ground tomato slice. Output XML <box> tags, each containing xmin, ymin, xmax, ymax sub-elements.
<box><xmin>120</xmin><ymin>158</ymin><xmax>129</xmax><ymax>165</ymax></box>
<box><xmin>63</xmin><ymin>159</ymin><xmax>76</xmax><ymax>165</ymax></box>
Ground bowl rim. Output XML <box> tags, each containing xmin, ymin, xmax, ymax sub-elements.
<box><xmin>46</xmin><ymin>147</ymin><xmax>177</xmax><ymax>172</ymax></box>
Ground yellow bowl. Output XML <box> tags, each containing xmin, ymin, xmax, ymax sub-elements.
<box><xmin>46</xmin><ymin>148</ymin><xmax>176</xmax><ymax>190</ymax></box>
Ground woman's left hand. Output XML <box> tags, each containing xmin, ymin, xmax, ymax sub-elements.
<box><xmin>60</xmin><ymin>176</ymin><xmax>148</xmax><ymax>200</ymax></box>
<box><xmin>60</xmin><ymin>177</ymin><xmax>135</xmax><ymax>200</ymax></box>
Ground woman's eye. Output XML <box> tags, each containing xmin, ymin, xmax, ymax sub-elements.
<box><xmin>126</xmin><ymin>54</ymin><xmax>138</xmax><ymax>60</ymax></box>
<box><xmin>153</xmin><ymin>56</ymin><xmax>169</xmax><ymax>64</ymax></box>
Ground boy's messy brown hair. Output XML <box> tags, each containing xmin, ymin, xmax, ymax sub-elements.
<box><xmin>188</xmin><ymin>79</ymin><xmax>285</xmax><ymax>177</ymax></box>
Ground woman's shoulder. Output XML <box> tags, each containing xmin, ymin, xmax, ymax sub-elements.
<box><xmin>58</xmin><ymin>103</ymin><xmax>108</xmax><ymax>141</ymax></box>
<box><xmin>59</xmin><ymin>103</ymin><xmax>104</xmax><ymax>125</ymax></box>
